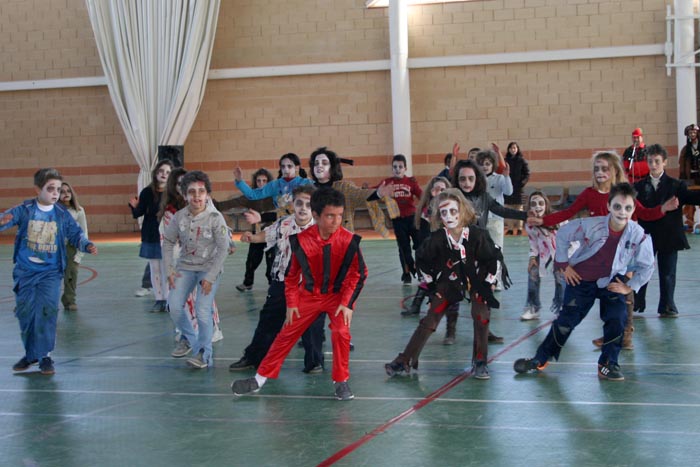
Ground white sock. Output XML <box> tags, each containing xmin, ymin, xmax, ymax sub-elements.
<box><xmin>254</xmin><ymin>373</ymin><xmax>267</xmax><ymax>388</ymax></box>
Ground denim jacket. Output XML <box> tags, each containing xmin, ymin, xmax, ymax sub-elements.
<box><xmin>0</xmin><ymin>199</ymin><xmax>92</xmax><ymax>274</ymax></box>
<box><xmin>554</xmin><ymin>214</ymin><xmax>654</xmax><ymax>292</ymax></box>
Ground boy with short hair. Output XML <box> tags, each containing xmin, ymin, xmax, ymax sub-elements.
<box><xmin>633</xmin><ymin>143</ymin><xmax>700</xmax><ymax>317</ymax></box>
<box><xmin>382</xmin><ymin>154</ymin><xmax>422</xmax><ymax>284</ymax></box>
<box><xmin>232</xmin><ymin>187</ymin><xmax>367</xmax><ymax>400</ymax></box>
<box><xmin>1</xmin><ymin>168</ymin><xmax>97</xmax><ymax>375</ymax></box>
<box><xmin>514</xmin><ymin>183</ymin><xmax>654</xmax><ymax>381</ymax></box>
<box><xmin>162</xmin><ymin>170</ymin><xmax>230</xmax><ymax>369</ymax></box>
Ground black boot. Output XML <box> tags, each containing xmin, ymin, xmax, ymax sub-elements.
<box><xmin>401</xmin><ymin>288</ymin><xmax>428</xmax><ymax>316</ymax></box>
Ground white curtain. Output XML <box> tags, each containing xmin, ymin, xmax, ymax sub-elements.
<box><xmin>86</xmin><ymin>0</ymin><xmax>221</xmax><ymax>192</ymax></box>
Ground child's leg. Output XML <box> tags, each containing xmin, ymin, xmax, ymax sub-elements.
<box><xmin>395</xmin><ymin>295</ymin><xmax>450</xmax><ymax>369</ymax></box>
<box><xmin>470</xmin><ymin>298</ymin><xmax>491</xmax><ymax>364</ymax></box>
<box><xmin>301</xmin><ymin>314</ymin><xmax>325</xmax><ymax>372</ymax></box>
<box><xmin>149</xmin><ymin>259</ymin><xmax>167</xmax><ymax>301</ymax></box>
<box><xmin>599</xmin><ymin>288</ymin><xmax>628</xmax><ymax>366</ymax></box>
<box><xmin>242</xmin><ymin>242</ymin><xmax>265</xmax><ymax>287</ymax></box>
<box><xmin>551</xmin><ymin>269</ymin><xmax>565</xmax><ymax>314</ymax></box>
<box><xmin>324</xmin><ymin>297</ymin><xmax>352</xmax><ymax>382</ymax></box>
<box><xmin>257</xmin><ymin>299</ymin><xmax>324</xmax><ymax>379</ymax></box>
<box><xmin>392</xmin><ymin>217</ymin><xmax>415</xmax><ymax>275</ymax></box>
<box><xmin>61</xmin><ymin>244</ymin><xmax>79</xmax><ymax>307</ymax></box>
<box><xmin>169</xmin><ymin>270</ymin><xmax>198</xmax><ymax>348</ymax></box>
<box><xmin>526</xmin><ymin>258</ymin><xmax>541</xmax><ymax>309</ymax></box>
<box><xmin>192</xmin><ymin>272</ymin><xmax>222</xmax><ymax>365</ymax></box>
<box><xmin>243</xmin><ymin>281</ymin><xmax>287</xmax><ymax>366</ymax></box>
<box><xmin>657</xmin><ymin>250</ymin><xmax>678</xmax><ymax>313</ymax></box>
<box><xmin>14</xmin><ymin>271</ymin><xmax>62</xmax><ymax>361</ymax></box>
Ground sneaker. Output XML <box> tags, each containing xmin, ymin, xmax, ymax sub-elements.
<box><xmin>592</xmin><ymin>336</ymin><xmax>603</xmax><ymax>348</ymax></box>
<box><xmin>304</xmin><ymin>365</ymin><xmax>323</xmax><ymax>374</ymax></box>
<box><xmin>150</xmin><ymin>300</ymin><xmax>166</xmax><ymax>313</ymax></box>
<box><xmin>598</xmin><ymin>362</ymin><xmax>624</xmax><ymax>381</ymax></box>
<box><xmin>65</xmin><ymin>304</ymin><xmax>78</xmax><ymax>312</ymax></box>
<box><xmin>171</xmin><ymin>340</ymin><xmax>192</xmax><ymax>358</ymax></box>
<box><xmin>488</xmin><ymin>331</ymin><xmax>504</xmax><ymax>344</ymax></box>
<box><xmin>186</xmin><ymin>351</ymin><xmax>208</xmax><ymax>369</ymax></box>
<box><xmin>443</xmin><ymin>336</ymin><xmax>455</xmax><ymax>345</ymax></box>
<box><xmin>472</xmin><ymin>362</ymin><xmax>490</xmax><ymax>380</ymax></box>
<box><xmin>231</xmin><ymin>377</ymin><xmax>260</xmax><ymax>396</ymax></box>
<box><xmin>235</xmin><ymin>284</ymin><xmax>253</xmax><ymax>292</ymax></box>
<box><xmin>134</xmin><ymin>287</ymin><xmax>152</xmax><ymax>297</ymax></box>
<box><xmin>211</xmin><ymin>327</ymin><xmax>224</xmax><ymax>343</ymax></box>
<box><xmin>12</xmin><ymin>356</ymin><xmax>38</xmax><ymax>372</ymax></box>
<box><xmin>39</xmin><ymin>357</ymin><xmax>55</xmax><ymax>375</ymax></box>
<box><xmin>520</xmin><ymin>306</ymin><xmax>540</xmax><ymax>321</ymax></box>
<box><xmin>401</xmin><ymin>273</ymin><xmax>412</xmax><ymax>285</ymax></box>
<box><xmin>349</xmin><ymin>342</ymin><xmax>355</xmax><ymax>352</ymax></box>
<box><xmin>229</xmin><ymin>357</ymin><xmax>255</xmax><ymax>371</ymax></box>
<box><xmin>384</xmin><ymin>360</ymin><xmax>409</xmax><ymax>377</ymax></box>
<box><xmin>513</xmin><ymin>357</ymin><xmax>548</xmax><ymax>374</ymax></box>
<box><xmin>334</xmin><ymin>381</ymin><xmax>354</xmax><ymax>401</ymax></box>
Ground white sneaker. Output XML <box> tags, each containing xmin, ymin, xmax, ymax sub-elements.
<box><xmin>212</xmin><ymin>327</ymin><xmax>224</xmax><ymax>343</ymax></box>
<box><xmin>134</xmin><ymin>287</ymin><xmax>152</xmax><ymax>297</ymax></box>
<box><xmin>520</xmin><ymin>307</ymin><xmax>540</xmax><ymax>321</ymax></box>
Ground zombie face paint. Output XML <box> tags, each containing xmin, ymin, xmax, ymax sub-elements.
<box><xmin>593</xmin><ymin>159</ymin><xmax>611</xmax><ymax>186</ymax></box>
<box><xmin>529</xmin><ymin>194</ymin><xmax>546</xmax><ymax>217</ymax></box>
<box><xmin>293</xmin><ymin>193</ymin><xmax>312</xmax><ymax>225</ymax></box>
<box><xmin>314</xmin><ymin>154</ymin><xmax>331</xmax><ymax>183</ymax></box>
<box><xmin>392</xmin><ymin>161</ymin><xmax>406</xmax><ymax>178</ymax></box>
<box><xmin>186</xmin><ymin>181</ymin><xmax>208</xmax><ymax>215</ymax></box>
<box><xmin>608</xmin><ymin>194</ymin><xmax>635</xmax><ymax>231</ymax></box>
<box><xmin>280</xmin><ymin>158</ymin><xmax>296</xmax><ymax>179</ymax></box>
<box><xmin>439</xmin><ymin>199</ymin><xmax>460</xmax><ymax>229</ymax></box>
<box><xmin>458</xmin><ymin>167</ymin><xmax>477</xmax><ymax>193</ymax></box>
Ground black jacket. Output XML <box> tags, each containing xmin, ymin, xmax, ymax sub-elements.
<box><xmin>635</xmin><ymin>173</ymin><xmax>700</xmax><ymax>253</ymax></box>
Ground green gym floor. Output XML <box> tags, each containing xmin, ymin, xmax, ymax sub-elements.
<box><xmin>2</xmin><ymin>234</ymin><xmax>700</xmax><ymax>467</ymax></box>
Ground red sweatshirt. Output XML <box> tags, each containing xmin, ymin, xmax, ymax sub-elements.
<box><xmin>381</xmin><ymin>176</ymin><xmax>423</xmax><ymax>218</ymax></box>
<box><xmin>285</xmin><ymin>225</ymin><xmax>367</xmax><ymax>310</ymax></box>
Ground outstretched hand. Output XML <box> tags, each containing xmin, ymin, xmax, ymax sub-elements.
<box><xmin>0</xmin><ymin>213</ymin><xmax>13</xmax><ymax>226</ymax></box>
<box><xmin>87</xmin><ymin>244</ymin><xmax>98</xmax><ymax>255</ymax></box>
<box><xmin>233</xmin><ymin>167</ymin><xmax>243</xmax><ymax>182</ymax></box>
<box><xmin>128</xmin><ymin>196</ymin><xmax>139</xmax><ymax>209</ymax></box>
<box><xmin>661</xmin><ymin>196</ymin><xmax>679</xmax><ymax>213</ymax></box>
<box><xmin>243</xmin><ymin>209</ymin><xmax>261</xmax><ymax>225</ymax></box>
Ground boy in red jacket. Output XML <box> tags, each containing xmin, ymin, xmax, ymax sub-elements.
<box><xmin>232</xmin><ymin>187</ymin><xmax>367</xmax><ymax>401</ymax></box>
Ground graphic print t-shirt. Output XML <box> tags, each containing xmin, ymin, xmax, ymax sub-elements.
<box><xmin>18</xmin><ymin>203</ymin><xmax>59</xmax><ymax>271</ymax></box>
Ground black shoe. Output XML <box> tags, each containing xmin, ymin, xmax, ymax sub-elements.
<box><xmin>488</xmin><ymin>331</ymin><xmax>504</xmax><ymax>344</ymax></box>
<box><xmin>401</xmin><ymin>288</ymin><xmax>427</xmax><ymax>316</ymax></box>
<box><xmin>598</xmin><ymin>363</ymin><xmax>624</xmax><ymax>381</ymax></box>
<box><xmin>384</xmin><ymin>360</ymin><xmax>409</xmax><ymax>377</ymax></box>
<box><xmin>150</xmin><ymin>300</ymin><xmax>167</xmax><ymax>313</ymax></box>
<box><xmin>401</xmin><ymin>272</ymin><xmax>412</xmax><ymax>285</ymax></box>
<box><xmin>303</xmin><ymin>365</ymin><xmax>323</xmax><ymax>374</ymax></box>
<box><xmin>334</xmin><ymin>381</ymin><xmax>354</xmax><ymax>401</ymax></box>
<box><xmin>231</xmin><ymin>377</ymin><xmax>260</xmax><ymax>396</ymax></box>
<box><xmin>39</xmin><ymin>357</ymin><xmax>55</xmax><ymax>375</ymax></box>
<box><xmin>513</xmin><ymin>358</ymin><xmax>547</xmax><ymax>374</ymax></box>
<box><xmin>235</xmin><ymin>284</ymin><xmax>253</xmax><ymax>292</ymax></box>
<box><xmin>349</xmin><ymin>342</ymin><xmax>355</xmax><ymax>352</ymax></box>
<box><xmin>658</xmin><ymin>308</ymin><xmax>679</xmax><ymax>318</ymax></box>
<box><xmin>12</xmin><ymin>356</ymin><xmax>38</xmax><ymax>372</ymax></box>
<box><xmin>229</xmin><ymin>357</ymin><xmax>255</xmax><ymax>371</ymax></box>
<box><xmin>472</xmin><ymin>361</ymin><xmax>490</xmax><ymax>380</ymax></box>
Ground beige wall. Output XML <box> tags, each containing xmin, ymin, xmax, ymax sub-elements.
<box><xmin>0</xmin><ymin>0</ymin><xmax>685</xmax><ymax>233</ymax></box>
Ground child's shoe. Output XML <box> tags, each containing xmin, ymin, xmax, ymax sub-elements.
<box><xmin>520</xmin><ymin>306</ymin><xmax>540</xmax><ymax>321</ymax></box>
<box><xmin>39</xmin><ymin>357</ymin><xmax>55</xmax><ymax>375</ymax></box>
<box><xmin>12</xmin><ymin>356</ymin><xmax>38</xmax><ymax>372</ymax></box>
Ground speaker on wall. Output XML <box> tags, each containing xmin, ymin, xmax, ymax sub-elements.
<box><xmin>157</xmin><ymin>145</ymin><xmax>184</xmax><ymax>168</ymax></box>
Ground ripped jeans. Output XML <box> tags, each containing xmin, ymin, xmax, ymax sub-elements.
<box><xmin>534</xmin><ymin>278</ymin><xmax>627</xmax><ymax>367</ymax></box>
<box><xmin>526</xmin><ymin>259</ymin><xmax>566</xmax><ymax>314</ymax></box>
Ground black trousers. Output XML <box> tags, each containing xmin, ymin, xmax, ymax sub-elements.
<box><xmin>243</xmin><ymin>242</ymin><xmax>274</xmax><ymax>286</ymax></box>
<box><xmin>392</xmin><ymin>215</ymin><xmax>419</xmax><ymax>275</ymax></box>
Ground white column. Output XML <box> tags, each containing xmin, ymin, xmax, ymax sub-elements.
<box><xmin>674</xmin><ymin>0</ymin><xmax>697</xmax><ymax>152</ymax></box>
<box><xmin>389</xmin><ymin>0</ymin><xmax>413</xmax><ymax>174</ymax></box>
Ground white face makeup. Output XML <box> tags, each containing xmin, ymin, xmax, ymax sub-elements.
<box><xmin>480</xmin><ymin>159</ymin><xmax>494</xmax><ymax>176</ymax></box>
<box><xmin>439</xmin><ymin>199</ymin><xmax>460</xmax><ymax>229</ymax></box>
<box><xmin>608</xmin><ymin>194</ymin><xmax>635</xmax><ymax>230</ymax></box>
<box><xmin>175</xmin><ymin>176</ymin><xmax>184</xmax><ymax>196</ymax></box>
<box><xmin>458</xmin><ymin>167</ymin><xmax>477</xmax><ymax>193</ymax></box>
<box><xmin>593</xmin><ymin>159</ymin><xmax>611</xmax><ymax>186</ymax></box>
<box><xmin>255</xmin><ymin>175</ymin><xmax>269</xmax><ymax>188</ymax></box>
<box><xmin>646</xmin><ymin>154</ymin><xmax>666</xmax><ymax>178</ymax></box>
<box><xmin>280</xmin><ymin>158</ymin><xmax>296</xmax><ymax>178</ymax></box>
<box><xmin>186</xmin><ymin>181</ymin><xmax>208</xmax><ymax>214</ymax></box>
<box><xmin>314</xmin><ymin>154</ymin><xmax>331</xmax><ymax>183</ymax></box>
<box><xmin>37</xmin><ymin>179</ymin><xmax>62</xmax><ymax>206</ymax></box>
<box><xmin>156</xmin><ymin>165</ymin><xmax>171</xmax><ymax>186</ymax></box>
<box><xmin>529</xmin><ymin>195</ymin><xmax>546</xmax><ymax>217</ymax></box>
<box><xmin>430</xmin><ymin>181</ymin><xmax>447</xmax><ymax>198</ymax></box>
<box><xmin>689</xmin><ymin>129</ymin><xmax>698</xmax><ymax>142</ymax></box>
<box><xmin>293</xmin><ymin>193</ymin><xmax>312</xmax><ymax>225</ymax></box>
<box><xmin>392</xmin><ymin>161</ymin><xmax>406</xmax><ymax>178</ymax></box>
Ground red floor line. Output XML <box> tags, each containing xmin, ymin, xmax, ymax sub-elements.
<box><xmin>317</xmin><ymin>319</ymin><xmax>553</xmax><ymax>466</ymax></box>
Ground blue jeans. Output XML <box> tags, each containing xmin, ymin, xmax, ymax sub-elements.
<box><xmin>535</xmin><ymin>278</ymin><xmax>627</xmax><ymax>366</ymax></box>
<box><xmin>526</xmin><ymin>259</ymin><xmax>565</xmax><ymax>313</ymax></box>
<box><xmin>169</xmin><ymin>270</ymin><xmax>221</xmax><ymax>365</ymax></box>
<box><xmin>13</xmin><ymin>267</ymin><xmax>62</xmax><ymax>361</ymax></box>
